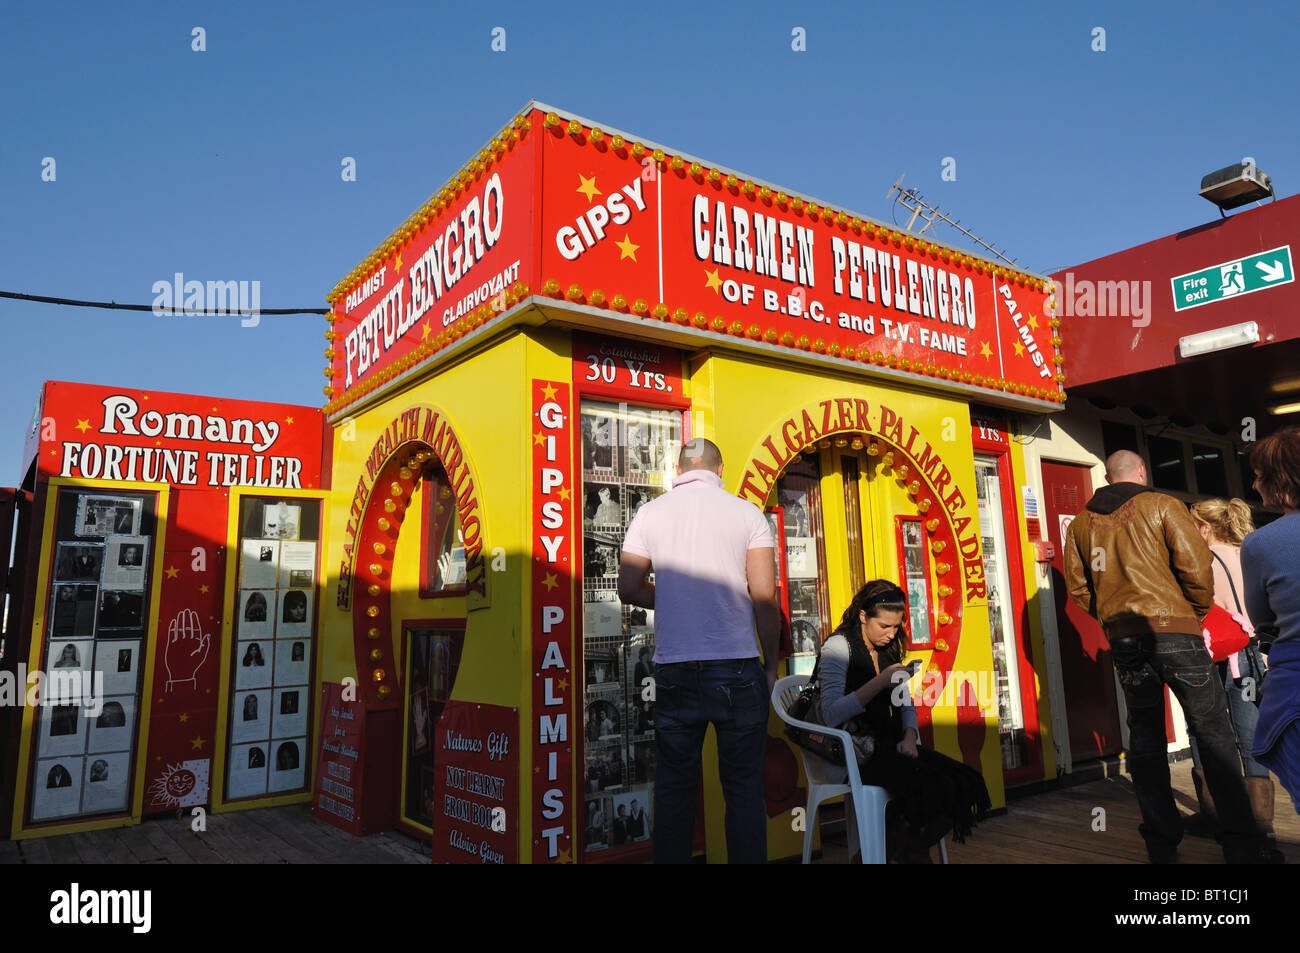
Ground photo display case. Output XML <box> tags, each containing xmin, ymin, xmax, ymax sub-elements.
<box><xmin>226</xmin><ymin>496</ymin><xmax>321</xmax><ymax>801</ymax></box>
<box><xmin>579</xmin><ymin>400</ymin><xmax>680</xmax><ymax>853</ymax></box>
<box><xmin>776</xmin><ymin>458</ymin><xmax>831</xmax><ymax>658</ymax></box>
<box><xmin>30</xmin><ymin>488</ymin><xmax>156</xmax><ymax>823</ymax></box>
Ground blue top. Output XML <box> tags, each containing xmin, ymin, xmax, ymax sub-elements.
<box><xmin>1241</xmin><ymin>512</ymin><xmax>1300</xmax><ymax>648</ymax></box>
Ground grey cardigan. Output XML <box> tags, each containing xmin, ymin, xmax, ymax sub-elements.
<box><xmin>818</xmin><ymin>632</ymin><xmax>919</xmax><ymax>735</ymax></box>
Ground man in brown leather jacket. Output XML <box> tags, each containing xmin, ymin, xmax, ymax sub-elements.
<box><xmin>1063</xmin><ymin>450</ymin><xmax>1280</xmax><ymax>864</ymax></box>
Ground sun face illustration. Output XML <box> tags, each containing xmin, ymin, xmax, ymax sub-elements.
<box><xmin>148</xmin><ymin>760</ymin><xmax>209</xmax><ymax>808</ymax></box>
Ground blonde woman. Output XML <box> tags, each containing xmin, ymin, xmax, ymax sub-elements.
<box><xmin>1183</xmin><ymin>498</ymin><xmax>1272</xmax><ymax>840</ymax></box>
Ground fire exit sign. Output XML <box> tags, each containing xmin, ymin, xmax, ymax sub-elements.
<box><xmin>1172</xmin><ymin>245</ymin><xmax>1293</xmax><ymax>311</ymax></box>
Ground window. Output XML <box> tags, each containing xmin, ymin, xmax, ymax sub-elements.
<box><xmin>1192</xmin><ymin>444</ymin><xmax>1229</xmax><ymax>498</ymax></box>
<box><xmin>778</xmin><ymin>457</ymin><xmax>830</xmax><ymax>657</ymax></box>
<box><xmin>579</xmin><ymin>400</ymin><xmax>681</xmax><ymax>854</ymax></box>
<box><xmin>226</xmin><ymin>497</ymin><xmax>321</xmax><ymax>800</ymax></box>
<box><xmin>402</xmin><ymin>626</ymin><xmax>464</xmax><ymax>829</ymax></box>
<box><xmin>30</xmin><ymin>489</ymin><xmax>156</xmax><ymax>822</ymax></box>
<box><xmin>1100</xmin><ymin>420</ymin><xmax>1140</xmax><ymax>460</ymax></box>
<box><xmin>896</xmin><ymin>518</ymin><xmax>933</xmax><ymax>648</ymax></box>
<box><xmin>1147</xmin><ymin>435</ymin><xmax>1188</xmax><ymax>493</ymax></box>
<box><xmin>422</xmin><ymin>469</ymin><xmax>466</xmax><ymax>596</ymax></box>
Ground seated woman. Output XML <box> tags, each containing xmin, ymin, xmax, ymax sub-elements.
<box><xmin>814</xmin><ymin>579</ymin><xmax>991</xmax><ymax>862</ymax></box>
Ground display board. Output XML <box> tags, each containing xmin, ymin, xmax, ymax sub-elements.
<box><xmin>430</xmin><ymin>700</ymin><xmax>518</xmax><ymax>864</ymax></box>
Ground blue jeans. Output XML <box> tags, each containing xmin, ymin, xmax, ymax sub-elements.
<box><xmin>1111</xmin><ymin>633</ymin><xmax>1260</xmax><ymax>861</ymax></box>
<box><xmin>652</xmin><ymin>658</ymin><xmax>769</xmax><ymax>864</ymax></box>
<box><xmin>1188</xmin><ymin>645</ymin><xmax>1269</xmax><ymax>779</ymax></box>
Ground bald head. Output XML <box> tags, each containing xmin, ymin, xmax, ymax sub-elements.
<box><xmin>1105</xmin><ymin>450</ymin><xmax>1148</xmax><ymax>486</ymax></box>
<box><xmin>678</xmin><ymin>437</ymin><xmax>723</xmax><ymax>473</ymax></box>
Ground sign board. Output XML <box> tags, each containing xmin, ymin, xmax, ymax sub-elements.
<box><xmin>312</xmin><ymin>682</ymin><xmax>365</xmax><ymax>835</ymax></box>
<box><xmin>1171</xmin><ymin>245</ymin><xmax>1294</xmax><ymax>311</ymax></box>
<box><xmin>431</xmin><ymin>701</ymin><xmax>518</xmax><ymax>864</ymax></box>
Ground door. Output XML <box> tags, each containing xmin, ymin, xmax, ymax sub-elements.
<box><xmin>1040</xmin><ymin>461</ymin><xmax>1122</xmax><ymax>760</ymax></box>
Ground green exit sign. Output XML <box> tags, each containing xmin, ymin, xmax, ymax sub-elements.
<box><xmin>1172</xmin><ymin>245</ymin><xmax>1293</xmax><ymax>311</ymax></box>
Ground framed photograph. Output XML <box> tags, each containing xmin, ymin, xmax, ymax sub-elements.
<box><xmin>778</xmin><ymin>489</ymin><xmax>811</xmax><ymax>537</ymax></box>
<box><xmin>271</xmin><ymin>687</ymin><xmax>307</xmax><ymax>739</ymax></box>
<box><xmin>235</xmin><ymin>640</ymin><xmax>273</xmax><ymax>690</ymax></box>
<box><xmin>227</xmin><ymin>742</ymin><xmax>269</xmax><ymax>799</ymax></box>
<box><xmin>583</xmin><ymin>484</ymin><xmax>622</xmax><ymax>528</ymax></box>
<box><xmin>88</xmin><ymin>695</ymin><xmax>135</xmax><ymax>754</ymax></box>
<box><xmin>236</xmin><ymin>589</ymin><xmax>275</xmax><ymax>639</ymax></box>
<box><xmin>631</xmin><ymin>741</ymin><xmax>655</xmax><ymax>784</ymax></box>
<box><xmin>75</xmin><ymin>495</ymin><xmax>140</xmax><ymax>538</ymax></box>
<box><xmin>277</xmin><ymin>540</ymin><xmax>317</xmax><ymax>588</ymax></box>
<box><xmin>624</xmin><ymin>417</ymin><xmax>657</xmax><ymax>473</ymax></box>
<box><xmin>262</xmin><ymin>502</ymin><xmax>302</xmax><ymax>541</ymax></box>
<box><xmin>583</xmin><ymin>590</ymin><xmax>622</xmax><ymax>640</ymax></box>
<box><xmin>273</xmin><ymin>638</ymin><xmax>310</xmax><ymax>687</ymax></box>
<box><xmin>80</xmin><ymin>751</ymin><xmax>131</xmax><ymax>815</ymax></box>
<box><xmin>785</xmin><ymin>537</ymin><xmax>818</xmax><ymax>579</ymax></box>
<box><xmin>581</xmin><ymin>410</ymin><xmax>617</xmax><ymax>472</ymax></box>
<box><xmin>583</xmin><ymin>532</ymin><xmax>621</xmax><ymax>579</ymax></box>
<box><xmin>625</xmin><ymin>486</ymin><xmax>662</xmax><ymax>522</ymax></box>
<box><xmin>629</xmin><ymin>645</ymin><xmax>656</xmax><ymax>734</ymax></box>
<box><xmin>55</xmin><ymin>543</ymin><xmax>103</xmax><ymax>583</ymax></box>
<box><xmin>268</xmin><ymin>738</ymin><xmax>305</xmax><ymax>793</ymax></box>
<box><xmin>585</xmin><ymin>649</ymin><xmax>619</xmax><ymax>688</ymax></box>
<box><xmin>37</xmin><ymin>702</ymin><xmax>88</xmax><ymax>758</ymax></box>
<box><xmin>46</xmin><ymin>637</ymin><xmax>92</xmax><ymax>681</ymax></box>
<box><xmin>94</xmin><ymin>639</ymin><xmax>141</xmax><ymax>696</ymax></box>
<box><xmin>276</xmin><ymin>589</ymin><xmax>312</xmax><ymax>639</ymax></box>
<box><xmin>584</xmin><ymin>794</ymin><xmax>612</xmax><ymax>851</ymax></box>
<box><xmin>791</xmin><ymin>618</ymin><xmax>820</xmax><ymax>656</ymax></box>
<box><xmin>584</xmin><ymin>744</ymin><xmax>625</xmax><ymax>793</ymax></box>
<box><xmin>787</xmin><ymin>579</ymin><xmax>819</xmax><ymax>620</ymax></box>
<box><xmin>240</xmin><ymin>540</ymin><xmax>279</xmax><ymax>590</ymax></box>
<box><xmin>30</xmin><ymin>757</ymin><xmax>85</xmax><ymax>821</ymax></box>
<box><xmin>611</xmin><ymin>789</ymin><xmax>652</xmax><ymax>843</ymax></box>
<box><xmin>101</xmin><ymin>536</ymin><xmax>148</xmax><ymax>591</ymax></box>
<box><xmin>231</xmin><ymin>690</ymin><xmax>271</xmax><ymax>743</ymax></box>
<box><xmin>586</xmin><ymin>699</ymin><xmax>621</xmax><ymax>743</ymax></box>
<box><xmin>409</xmin><ymin>688</ymin><xmax>431</xmax><ymax>754</ymax></box>
<box><xmin>50</xmin><ymin>584</ymin><xmax>98</xmax><ymax>639</ymax></box>
<box><xmin>97</xmin><ymin>590</ymin><xmax>144</xmax><ymax>631</ymax></box>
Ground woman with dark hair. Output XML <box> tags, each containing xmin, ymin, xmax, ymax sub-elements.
<box><xmin>1242</xmin><ymin>427</ymin><xmax>1300</xmax><ymax>813</ymax></box>
<box><xmin>813</xmin><ymin>579</ymin><xmax>990</xmax><ymax>862</ymax></box>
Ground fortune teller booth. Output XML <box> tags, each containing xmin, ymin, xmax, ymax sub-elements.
<box><xmin>311</xmin><ymin>102</ymin><xmax>1069</xmax><ymax>863</ymax></box>
<box><xmin>0</xmin><ymin>381</ymin><xmax>326</xmax><ymax>839</ymax></box>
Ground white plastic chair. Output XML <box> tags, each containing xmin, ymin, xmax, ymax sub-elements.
<box><xmin>773</xmin><ymin>673</ymin><xmax>948</xmax><ymax>864</ymax></box>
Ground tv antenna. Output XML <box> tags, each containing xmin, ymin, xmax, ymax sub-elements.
<box><xmin>885</xmin><ymin>175</ymin><xmax>1018</xmax><ymax>267</ymax></box>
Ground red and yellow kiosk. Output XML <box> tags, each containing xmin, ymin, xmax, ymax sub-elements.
<box><xmin>1</xmin><ymin>382</ymin><xmax>325</xmax><ymax>838</ymax></box>
<box><xmin>316</xmin><ymin>101</ymin><xmax>1067</xmax><ymax>862</ymax></box>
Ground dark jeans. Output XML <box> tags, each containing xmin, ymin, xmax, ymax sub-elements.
<box><xmin>1111</xmin><ymin>633</ymin><xmax>1259</xmax><ymax>861</ymax></box>
<box><xmin>652</xmin><ymin>657</ymin><xmax>768</xmax><ymax>864</ymax></box>
<box><xmin>1188</xmin><ymin>645</ymin><xmax>1269</xmax><ymax>778</ymax></box>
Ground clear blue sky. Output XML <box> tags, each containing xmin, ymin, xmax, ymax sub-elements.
<box><xmin>3</xmin><ymin>0</ymin><xmax>1297</xmax><ymax>480</ymax></box>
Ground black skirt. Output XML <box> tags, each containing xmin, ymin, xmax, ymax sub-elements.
<box><xmin>856</xmin><ymin>741</ymin><xmax>991</xmax><ymax>844</ymax></box>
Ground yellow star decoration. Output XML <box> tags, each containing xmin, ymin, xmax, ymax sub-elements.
<box><xmin>165</xmin><ymin>566</ymin><xmax>180</xmax><ymax>579</ymax></box>
<box><xmin>286</xmin><ymin>416</ymin><xmax>294</xmax><ymax>425</ymax></box>
<box><xmin>1012</xmin><ymin>339</ymin><xmax>1026</xmax><ymax>357</ymax></box>
<box><xmin>704</xmin><ymin>268</ymin><xmax>722</xmax><ymax>293</ymax></box>
<box><xmin>1027</xmin><ymin>313</ymin><xmax>1039</xmax><ymax>330</ymax></box>
<box><xmin>615</xmin><ymin>234</ymin><xmax>639</xmax><ymax>262</ymax></box>
<box><xmin>534</xmin><ymin>430</ymin><xmax>548</xmax><ymax>446</ymax></box>
<box><xmin>576</xmin><ymin>174</ymin><xmax>602</xmax><ymax>203</ymax></box>
<box><xmin>394</xmin><ymin>252</ymin><xmax>403</xmax><ymax>273</ymax></box>
<box><xmin>540</xmin><ymin>382</ymin><xmax>558</xmax><ymax>401</ymax></box>
<box><xmin>178</xmin><ymin>713</ymin><xmax>190</xmax><ymax>723</ymax></box>
<box><xmin>979</xmin><ymin>341</ymin><xmax>993</xmax><ymax>360</ymax></box>
<box><xmin>542</xmin><ymin>572</ymin><xmax>559</xmax><ymax>591</ymax></box>
<box><xmin>49</xmin><ymin>449</ymin><xmax>56</xmax><ymax>455</ymax></box>
<box><xmin>558</xmin><ymin>486</ymin><xmax>571</xmax><ymax>502</ymax></box>
<box><xmin>557</xmin><ymin>848</ymin><xmax>574</xmax><ymax>864</ymax></box>
<box><xmin>558</xmin><ymin>676</ymin><xmax>568</xmax><ymax>691</ymax></box>
<box><xmin>199</xmin><ymin>584</ymin><xmax>209</xmax><ymax>594</ymax></box>
<box><xmin>75</xmin><ymin>418</ymin><xmax>91</xmax><ymax>433</ymax></box>
<box><xmin>421</xmin><ymin>323</ymin><xmax>432</xmax><ymax>340</ymax></box>
<box><xmin>190</xmin><ymin>735</ymin><xmax>206</xmax><ymax>751</ymax></box>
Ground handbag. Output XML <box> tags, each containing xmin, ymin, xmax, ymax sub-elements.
<box><xmin>1203</xmin><ymin>553</ymin><xmax>1251</xmax><ymax>663</ymax></box>
<box><xmin>783</xmin><ymin>682</ymin><xmax>847</xmax><ymax>763</ymax></box>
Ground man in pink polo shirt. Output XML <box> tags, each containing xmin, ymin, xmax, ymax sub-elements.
<box><xmin>618</xmin><ymin>437</ymin><xmax>779</xmax><ymax>864</ymax></box>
